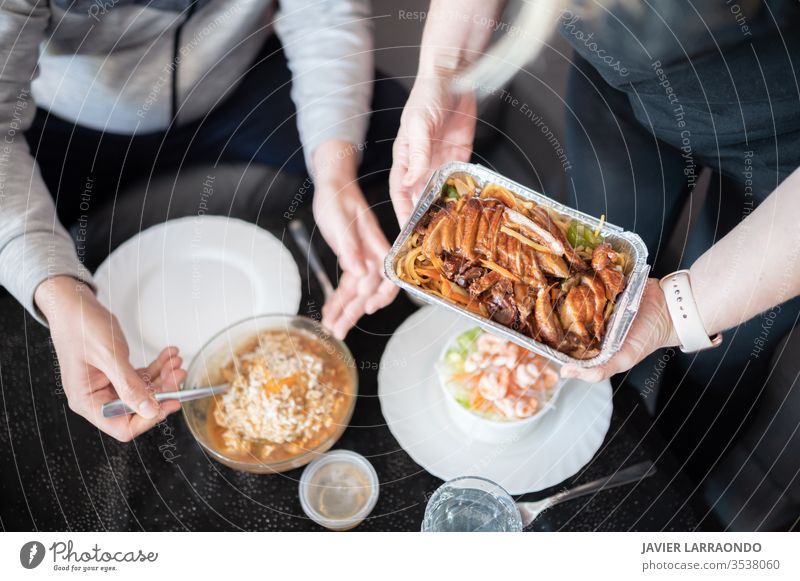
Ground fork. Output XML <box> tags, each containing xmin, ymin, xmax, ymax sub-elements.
<box><xmin>517</xmin><ymin>460</ymin><xmax>656</xmax><ymax>528</ymax></box>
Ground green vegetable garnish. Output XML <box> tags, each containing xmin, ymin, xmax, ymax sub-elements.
<box><xmin>445</xmin><ymin>349</ymin><xmax>464</xmax><ymax>365</ymax></box>
<box><xmin>442</xmin><ymin>184</ymin><xmax>459</xmax><ymax>200</ymax></box>
<box><xmin>456</xmin><ymin>327</ymin><xmax>482</xmax><ymax>352</ymax></box>
<box><xmin>443</xmin><ymin>327</ymin><xmax>483</xmax><ymax>373</ymax></box>
<box><xmin>567</xmin><ymin>219</ymin><xmax>604</xmax><ymax>250</ymax></box>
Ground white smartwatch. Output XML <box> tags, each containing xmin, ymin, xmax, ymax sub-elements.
<box><xmin>659</xmin><ymin>270</ymin><xmax>722</xmax><ymax>353</ymax></box>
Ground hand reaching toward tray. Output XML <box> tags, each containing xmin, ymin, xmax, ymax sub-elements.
<box><xmin>34</xmin><ymin>276</ymin><xmax>185</xmax><ymax>441</ymax></box>
<box><xmin>312</xmin><ymin>140</ymin><xmax>398</xmax><ymax>339</ymax></box>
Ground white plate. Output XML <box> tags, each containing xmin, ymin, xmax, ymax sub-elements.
<box><xmin>378</xmin><ymin>306</ymin><xmax>613</xmax><ymax>494</ymax></box>
<box><xmin>95</xmin><ymin>216</ymin><xmax>301</xmax><ymax>368</ymax></box>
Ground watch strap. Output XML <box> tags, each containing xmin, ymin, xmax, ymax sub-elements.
<box><xmin>659</xmin><ymin>270</ymin><xmax>722</xmax><ymax>353</ymax></box>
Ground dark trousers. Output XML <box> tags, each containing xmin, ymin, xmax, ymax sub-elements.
<box><xmin>24</xmin><ymin>33</ymin><xmax>404</xmax><ymax>270</ymax></box>
<box><xmin>564</xmin><ymin>55</ymin><xmax>800</xmax><ymax>480</ymax></box>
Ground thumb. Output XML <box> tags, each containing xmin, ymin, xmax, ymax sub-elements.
<box><xmin>403</xmin><ymin>113</ymin><xmax>433</xmax><ymax>188</ymax></box>
<box><xmin>389</xmin><ymin>137</ymin><xmax>414</xmax><ymax>227</ymax></box>
<box><xmin>106</xmin><ymin>356</ymin><xmax>160</xmax><ymax>419</ymax></box>
<box><xmin>560</xmin><ymin>362</ymin><xmax>611</xmax><ymax>384</ymax></box>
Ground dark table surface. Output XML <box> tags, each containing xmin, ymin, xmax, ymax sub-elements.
<box><xmin>0</xmin><ymin>193</ymin><xmax>709</xmax><ymax>531</ymax></box>
<box><xmin>0</xmin><ymin>289</ymin><xmax>705</xmax><ymax>532</ymax></box>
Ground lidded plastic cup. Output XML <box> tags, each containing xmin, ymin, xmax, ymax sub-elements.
<box><xmin>299</xmin><ymin>450</ymin><xmax>379</xmax><ymax>531</ymax></box>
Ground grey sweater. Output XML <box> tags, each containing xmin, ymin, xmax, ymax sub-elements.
<box><xmin>0</xmin><ymin>0</ymin><xmax>373</xmax><ymax>324</ymax></box>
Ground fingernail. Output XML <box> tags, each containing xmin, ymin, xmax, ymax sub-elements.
<box><xmin>138</xmin><ymin>399</ymin><xmax>159</xmax><ymax>419</ymax></box>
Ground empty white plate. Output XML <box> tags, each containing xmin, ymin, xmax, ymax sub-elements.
<box><xmin>378</xmin><ymin>306</ymin><xmax>613</xmax><ymax>494</ymax></box>
<box><xmin>95</xmin><ymin>216</ymin><xmax>301</xmax><ymax>368</ymax></box>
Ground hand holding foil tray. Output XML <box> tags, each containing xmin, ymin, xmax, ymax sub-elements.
<box><xmin>384</xmin><ymin>161</ymin><xmax>649</xmax><ymax>368</ymax></box>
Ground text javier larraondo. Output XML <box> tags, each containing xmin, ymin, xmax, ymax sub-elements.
<box><xmin>641</xmin><ymin>541</ymin><xmax>761</xmax><ymax>555</ymax></box>
<box><xmin>48</xmin><ymin>540</ymin><xmax>158</xmax><ymax>572</ymax></box>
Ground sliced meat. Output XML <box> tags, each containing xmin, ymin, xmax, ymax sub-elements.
<box><xmin>441</xmin><ymin>254</ymin><xmax>460</xmax><ymax>280</ymax></box>
<box><xmin>421</xmin><ymin>210</ymin><xmax>449</xmax><ymax>258</ymax></box>
<box><xmin>503</xmin><ymin>206</ymin><xmax>566</xmax><ymax>255</ymax></box>
<box><xmin>487</xmin><ymin>278</ymin><xmax>516</xmax><ymax>326</ymax></box>
<box><xmin>559</xmin><ymin>286</ymin><xmax>594</xmax><ymax>341</ymax></box>
<box><xmin>489</xmin><ymin>305</ymin><xmax>516</xmax><ymax>326</ymax></box>
<box><xmin>490</xmin><ymin>278</ymin><xmax>513</xmax><ymax>302</ymax></box>
<box><xmin>454</xmin><ymin>266</ymin><xmax>484</xmax><ymax>288</ymax></box>
<box><xmin>460</xmin><ymin>198</ymin><xmax>482</xmax><ymax>260</ymax></box>
<box><xmin>486</xmin><ymin>203</ymin><xmax>505</xmax><ymax>257</ymax></box>
<box><xmin>535</xmin><ymin>251</ymin><xmax>570</xmax><ymax>278</ymax></box>
<box><xmin>581</xmin><ymin>274</ymin><xmax>608</xmax><ymax>339</ymax></box>
<box><xmin>469</xmin><ymin>271</ymin><xmax>501</xmax><ymax>296</ymax></box>
<box><xmin>514</xmin><ymin>283</ymin><xmax>534</xmax><ymax>322</ymax></box>
<box><xmin>414</xmin><ymin>191</ymin><xmax>626</xmax><ymax>359</ymax></box>
<box><xmin>534</xmin><ymin>287</ymin><xmax>564</xmax><ymax>347</ymax></box>
<box><xmin>562</xmin><ymin>334</ymin><xmax>601</xmax><ymax>360</ymax></box>
<box><xmin>530</xmin><ymin>206</ymin><xmax>586</xmax><ymax>269</ymax></box>
<box><xmin>558</xmin><ymin>275</ymin><xmax>607</xmax><ymax>342</ymax></box>
<box><xmin>597</xmin><ymin>268</ymin><xmax>625</xmax><ymax>299</ymax></box>
<box><xmin>591</xmin><ymin>243</ymin><xmax>625</xmax><ymax>299</ymax></box>
<box><xmin>440</xmin><ymin>211</ymin><xmax>457</xmax><ymax>252</ymax></box>
<box><xmin>591</xmin><ymin>243</ymin><xmax>616</xmax><ymax>270</ymax></box>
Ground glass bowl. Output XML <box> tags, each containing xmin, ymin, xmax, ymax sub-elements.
<box><xmin>182</xmin><ymin>314</ymin><xmax>358</xmax><ymax>474</ymax></box>
<box><xmin>436</xmin><ymin>334</ymin><xmax>564</xmax><ymax>444</ymax></box>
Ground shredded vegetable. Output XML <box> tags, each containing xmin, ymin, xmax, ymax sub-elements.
<box><xmin>437</xmin><ymin>328</ymin><xmax>559</xmax><ymax>422</ymax></box>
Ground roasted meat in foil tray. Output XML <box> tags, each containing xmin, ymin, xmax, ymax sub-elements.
<box><xmin>384</xmin><ymin>162</ymin><xmax>650</xmax><ymax>368</ymax></box>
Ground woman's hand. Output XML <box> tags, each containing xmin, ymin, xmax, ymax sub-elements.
<box><xmin>389</xmin><ymin>73</ymin><xmax>477</xmax><ymax>226</ymax></box>
<box><xmin>35</xmin><ymin>276</ymin><xmax>185</xmax><ymax>441</ymax></box>
<box><xmin>314</xmin><ymin>179</ymin><xmax>397</xmax><ymax>338</ymax></box>
<box><xmin>559</xmin><ymin>279</ymin><xmax>679</xmax><ymax>383</ymax></box>
<box><xmin>311</xmin><ymin>140</ymin><xmax>398</xmax><ymax>339</ymax></box>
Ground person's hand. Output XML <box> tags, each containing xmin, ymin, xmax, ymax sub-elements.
<box><xmin>389</xmin><ymin>73</ymin><xmax>477</xmax><ymax>226</ymax></box>
<box><xmin>313</xmin><ymin>177</ymin><xmax>398</xmax><ymax>339</ymax></box>
<box><xmin>559</xmin><ymin>279</ymin><xmax>679</xmax><ymax>383</ymax></box>
<box><xmin>309</xmin><ymin>139</ymin><xmax>398</xmax><ymax>338</ymax></box>
<box><xmin>35</xmin><ymin>276</ymin><xmax>186</xmax><ymax>441</ymax></box>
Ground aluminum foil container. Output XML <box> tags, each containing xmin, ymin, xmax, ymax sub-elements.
<box><xmin>384</xmin><ymin>161</ymin><xmax>650</xmax><ymax>368</ymax></box>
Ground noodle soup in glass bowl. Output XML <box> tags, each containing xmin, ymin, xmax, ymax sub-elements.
<box><xmin>436</xmin><ymin>327</ymin><xmax>563</xmax><ymax>443</ymax></box>
<box><xmin>182</xmin><ymin>314</ymin><xmax>358</xmax><ymax>473</ymax></box>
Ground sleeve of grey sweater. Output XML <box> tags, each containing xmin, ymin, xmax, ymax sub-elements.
<box><xmin>0</xmin><ymin>0</ymin><xmax>94</xmax><ymax>325</ymax></box>
<box><xmin>273</xmin><ymin>0</ymin><xmax>374</xmax><ymax>173</ymax></box>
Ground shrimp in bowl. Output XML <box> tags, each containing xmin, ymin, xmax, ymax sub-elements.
<box><xmin>436</xmin><ymin>327</ymin><xmax>563</xmax><ymax>442</ymax></box>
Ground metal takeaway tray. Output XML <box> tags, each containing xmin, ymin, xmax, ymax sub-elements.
<box><xmin>384</xmin><ymin>161</ymin><xmax>650</xmax><ymax>368</ymax></box>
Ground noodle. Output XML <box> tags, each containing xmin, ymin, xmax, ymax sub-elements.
<box><xmin>479</xmin><ymin>259</ymin><xmax>521</xmax><ymax>282</ymax></box>
<box><xmin>395</xmin><ymin>174</ymin><xmax>630</xmax><ymax>359</ymax></box>
<box><xmin>499</xmin><ymin>225</ymin><xmax>555</xmax><ymax>254</ymax></box>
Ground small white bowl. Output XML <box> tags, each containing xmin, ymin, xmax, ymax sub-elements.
<box><xmin>437</xmin><ymin>345</ymin><xmax>564</xmax><ymax>444</ymax></box>
<box><xmin>299</xmin><ymin>450</ymin><xmax>379</xmax><ymax>531</ymax></box>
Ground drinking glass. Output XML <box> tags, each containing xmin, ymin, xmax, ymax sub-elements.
<box><xmin>421</xmin><ymin>476</ymin><xmax>523</xmax><ymax>532</ymax></box>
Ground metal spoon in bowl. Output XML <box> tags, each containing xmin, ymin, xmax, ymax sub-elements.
<box><xmin>517</xmin><ymin>460</ymin><xmax>656</xmax><ymax>528</ymax></box>
<box><xmin>101</xmin><ymin>384</ymin><xmax>229</xmax><ymax>418</ymax></box>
